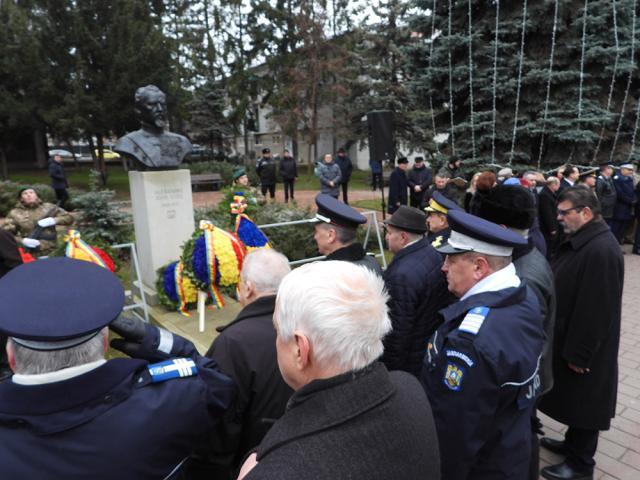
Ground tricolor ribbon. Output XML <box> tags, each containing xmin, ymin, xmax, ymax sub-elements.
<box><xmin>64</xmin><ymin>230</ymin><xmax>108</xmax><ymax>269</ymax></box>
<box><xmin>174</xmin><ymin>261</ymin><xmax>190</xmax><ymax>317</ymax></box>
<box><xmin>230</xmin><ymin>193</ymin><xmax>248</xmax><ymax>215</ymax></box>
<box><xmin>199</xmin><ymin>220</ymin><xmax>224</xmax><ymax>309</ymax></box>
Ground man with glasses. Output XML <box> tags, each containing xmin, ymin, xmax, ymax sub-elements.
<box><xmin>538</xmin><ymin>187</ymin><xmax>624</xmax><ymax>480</ymax></box>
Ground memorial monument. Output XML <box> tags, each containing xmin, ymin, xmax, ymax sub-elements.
<box><xmin>115</xmin><ymin>85</ymin><xmax>194</xmax><ymax>303</ymax></box>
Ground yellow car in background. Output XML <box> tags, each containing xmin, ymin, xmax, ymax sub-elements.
<box><xmin>93</xmin><ymin>148</ymin><xmax>121</xmax><ymax>162</ymax></box>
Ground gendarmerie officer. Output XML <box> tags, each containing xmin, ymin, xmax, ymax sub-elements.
<box><xmin>424</xmin><ymin>190</ymin><xmax>462</xmax><ymax>248</ymax></box>
<box><xmin>420</xmin><ymin>210</ymin><xmax>545</xmax><ymax>480</ymax></box>
<box><xmin>312</xmin><ymin>194</ymin><xmax>382</xmax><ymax>275</ymax></box>
<box><xmin>0</xmin><ymin>258</ymin><xmax>234</xmax><ymax>479</ymax></box>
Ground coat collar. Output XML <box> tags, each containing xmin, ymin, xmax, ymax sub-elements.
<box><xmin>326</xmin><ymin>242</ymin><xmax>366</xmax><ymax>262</ymax></box>
<box><xmin>217</xmin><ymin>295</ymin><xmax>276</xmax><ymax>333</ymax></box>
<box><xmin>567</xmin><ymin>220</ymin><xmax>610</xmax><ymax>251</ymax></box>
<box><xmin>439</xmin><ymin>285</ymin><xmax>526</xmax><ymax>324</ymax></box>
<box><xmin>390</xmin><ymin>236</ymin><xmax>430</xmax><ymax>264</ymax></box>
<box><xmin>0</xmin><ymin>358</ymin><xmax>146</xmax><ymax>416</ymax></box>
<box><xmin>257</xmin><ymin>362</ymin><xmax>394</xmax><ymax>460</ymax></box>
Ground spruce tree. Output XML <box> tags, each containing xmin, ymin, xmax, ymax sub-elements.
<box><xmin>407</xmin><ymin>0</ymin><xmax>640</xmax><ymax>170</ymax></box>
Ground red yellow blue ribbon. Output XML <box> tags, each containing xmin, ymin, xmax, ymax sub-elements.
<box><xmin>64</xmin><ymin>230</ymin><xmax>108</xmax><ymax>269</ymax></box>
<box><xmin>174</xmin><ymin>261</ymin><xmax>190</xmax><ymax>316</ymax></box>
<box><xmin>199</xmin><ymin>221</ymin><xmax>224</xmax><ymax>309</ymax></box>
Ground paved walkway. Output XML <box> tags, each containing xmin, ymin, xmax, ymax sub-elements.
<box><xmin>538</xmin><ymin>244</ymin><xmax>640</xmax><ymax>480</ymax></box>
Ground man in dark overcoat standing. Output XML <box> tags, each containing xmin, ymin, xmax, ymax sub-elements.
<box><xmin>539</xmin><ymin>186</ymin><xmax>624</xmax><ymax>480</ymax></box>
<box><xmin>188</xmin><ymin>249</ymin><xmax>294</xmax><ymax>479</ymax></box>
<box><xmin>388</xmin><ymin>157</ymin><xmax>409</xmax><ymax>214</ymax></box>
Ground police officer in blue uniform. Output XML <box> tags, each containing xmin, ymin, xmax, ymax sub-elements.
<box><xmin>313</xmin><ymin>194</ymin><xmax>382</xmax><ymax>275</ymax></box>
<box><xmin>0</xmin><ymin>258</ymin><xmax>234</xmax><ymax>479</ymax></box>
<box><xmin>424</xmin><ymin>191</ymin><xmax>462</xmax><ymax>248</ymax></box>
<box><xmin>420</xmin><ymin>210</ymin><xmax>545</xmax><ymax>480</ymax></box>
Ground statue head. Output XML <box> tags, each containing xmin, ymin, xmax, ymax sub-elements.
<box><xmin>134</xmin><ymin>85</ymin><xmax>167</xmax><ymax>132</ymax></box>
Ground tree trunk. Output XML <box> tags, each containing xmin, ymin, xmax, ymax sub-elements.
<box><xmin>34</xmin><ymin>128</ymin><xmax>47</xmax><ymax>168</ymax></box>
<box><xmin>65</xmin><ymin>138</ymin><xmax>80</xmax><ymax>168</ymax></box>
<box><xmin>0</xmin><ymin>146</ymin><xmax>8</xmax><ymax>180</ymax></box>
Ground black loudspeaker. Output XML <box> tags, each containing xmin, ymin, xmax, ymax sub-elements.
<box><xmin>367</xmin><ymin>110</ymin><xmax>394</xmax><ymax>164</ymax></box>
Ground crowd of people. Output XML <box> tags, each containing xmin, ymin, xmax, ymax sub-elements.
<box><xmin>0</xmin><ymin>150</ymin><xmax>634</xmax><ymax>480</ymax></box>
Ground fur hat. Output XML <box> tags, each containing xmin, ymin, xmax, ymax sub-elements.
<box><xmin>476</xmin><ymin>185</ymin><xmax>536</xmax><ymax>230</ymax></box>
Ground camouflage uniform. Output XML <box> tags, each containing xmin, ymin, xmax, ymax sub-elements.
<box><xmin>3</xmin><ymin>201</ymin><xmax>74</xmax><ymax>254</ymax></box>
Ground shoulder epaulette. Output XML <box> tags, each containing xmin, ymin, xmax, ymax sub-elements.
<box><xmin>459</xmin><ymin>306</ymin><xmax>490</xmax><ymax>335</ymax></box>
<box><xmin>148</xmin><ymin>358</ymin><xmax>198</xmax><ymax>383</ymax></box>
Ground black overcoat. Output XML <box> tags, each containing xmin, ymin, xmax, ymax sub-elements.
<box><xmin>538</xmin><ymin>220</ymin><xmax>624</xmax><ymax>430</ymax></box>
<box><xmin>246</xmin><ymin>363</ymin><xmax>441</xmax><ymax>480</ymax></box>
<box><xmin>200</xmin><ymin>295</ymin><xmax>293</xmax><ymax>478</ymax></box>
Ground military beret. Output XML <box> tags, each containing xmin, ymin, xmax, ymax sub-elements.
<box><xmin>233</xmin><ymin>167</ymin><xmax>247</xmax><ymax>180</ymax></box>
<box><xmin>0</xmin><ymin>257</ymin><xmax>124</xmax><ymax>350</ymax></box>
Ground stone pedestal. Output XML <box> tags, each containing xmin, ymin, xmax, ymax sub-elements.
<box><xmin>129</xmin><ymin>170</ymin><xmax>194</xmax><ymax>302</ymax></box>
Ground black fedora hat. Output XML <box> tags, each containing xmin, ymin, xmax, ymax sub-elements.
<box><xmin>384</xmin><ymin>205</ymin><xmax>427</xmax><ymax>234</ymax></box>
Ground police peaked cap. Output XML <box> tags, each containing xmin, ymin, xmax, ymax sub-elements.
<box><xmin>437</xmin><ymin>210</ymin><xmax>526</xmax><ymax>257</ymax></box>
<box><xmin>314</xmin><ymin>194</ymin><xmax>367</xmax><ymax>229</ymax></box>
<box><xmin>476</xmin><ymin>185</ymin><xmax>536</xmax><ymax>230</ymax></box>
<box><xmin>425</xmin><ymin>191</ymin><xmax>461</xmax><ymax>215</ymax></box>
<box><xmin>0</xmin><ymin>257</ymin><xmax>124</xmax><ymax>350</ymax></box>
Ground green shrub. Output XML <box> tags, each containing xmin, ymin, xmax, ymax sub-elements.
<box><xmin>0</xmin><ymin>181</ymin><xmax>56</xmax><ymax>216</ymax></box>
<box><xmin>253</xmin><ymin>203</ymin><xmax>318</xmax><ymax>261</ymax></box>
<box><xmin>71</xmin><ymin>171</ymin><xmax>133</xmax><ymax>245</ymax></box>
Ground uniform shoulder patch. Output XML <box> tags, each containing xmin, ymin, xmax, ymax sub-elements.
<box><xmin>148</xmin><ymin>358</ymin><xmax>198</xmax><ymax>383</ymax></box>
<box><xmin>458</xmin><ymin>306</ymin><xmax>490</xmax><ymax>335</ymax></box>
<box><xmin>443</xmin><ymin>362</ymin><xmax>465</xmax><ymax>391</ymax></box>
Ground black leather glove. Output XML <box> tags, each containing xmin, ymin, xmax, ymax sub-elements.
<box><xmin>110</xmin><ymin>314</ymin><xmax>175</xmax><ymax>363</ymax></box>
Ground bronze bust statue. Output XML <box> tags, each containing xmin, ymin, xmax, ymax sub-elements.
<box><xmin>115</xmin><ymin>85</ymin><xmax>192</xmax><ymax>170</ymax></box>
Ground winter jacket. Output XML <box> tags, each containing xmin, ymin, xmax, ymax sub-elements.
<box><xmin>317</xmin><ymin>161</ymin><xmax>342</xmax><ymax>197</ymax></box>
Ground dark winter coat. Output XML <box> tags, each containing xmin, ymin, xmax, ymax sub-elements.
<box><xmin>325</xmin><ymin>243</ymin><xmax>383</xmax><ymax>276</ymax></box>
<box><xmin>513</xmin><ymin>241</ymin><xmax>556</xmax><ymax>395</ymax></box>
<box><xmin>200</xmin><ymin>295</ymin><xmax>293</xmax><ymax>479</ymax></box>
<box><xmin>407</xmin><ymin>165</ymin><xmax>433</xmax><ymax>208</ymax></box>
<box><xmin>382</xmin><ymin>237</ymin><xmax>451</xmax><ymax>377</ymax></box>
<box><xmin>317</xmin><ymin>161</ymin><xmax>342</xmax><ymax>197</ymax></box>
<box><xmin>278</xmin><ymin>156</ymin><xmax>297</xmax><ymax>181</ymax></box>
<box><xmin>256</xmin><ymin>156</ymin><xmax>277</xmax><ymax>185</ymax></box>
<box><xmin>48</xmin><ymin>161</ymin><xmax>68</xmax><ymax>189</ymax></box>
<box><xmin>596</xmin><ymin>175</ymin><xmax>617</xmax><ymax>219</ymax></box>
<box><xmin>538</xmin><ymin>186</ymin><xmax>559</xmax><ymax>247</ymax></box>
<box><xmin>0</xmin><ymin>230</ymin><xmax>22</xmax><ymax>279</ymax></box>
<box><xmin>421</xmin><ymin>284</ymin><xmax>544</xmax><ymax>480</ymax></box>
<box><xmin>335</xmin><ymin>154</ymin><xmax>353</xmax><ymax>183</ymax></box>
<box><xmin>245</xmin><ymin>363</ymin><xmax>441</xmax><ymax>480</ymax></box>
<box><xmin>388</xmin><ymin>167</ymin><xmax>408</xmax><ymax>214</ymax></box>
<box><xmin>612</xmin><ymin>174</ymin><xmax>635</xmax><ymax>221</ymax></box>
<box><xmin>0</xmin><ymin>335</ymin><xmax>234</xmax><ymax>479</ymax></box>
<box><xmin>559</xmin><ymin>178</ymin><xmax>574</xmax><ymax>192</ymax></box>
<box><xmin>539</xmin><ymin>220</ymin><xmax>624</xmax><ymax>430</ymax></box>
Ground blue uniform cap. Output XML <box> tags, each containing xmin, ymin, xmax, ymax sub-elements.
<box><xmin>0</xmin><ymin>257</ymin><xmax>124</xmax><ymax>350</ymax></box>
<box><xmin>437</xmin><ymin>210</ymin><xmax>527</xmax><ymax>257</ymax></box>
<box><xmin>314</xmin><ymin>194</ymin><xmax>367</xmax><ymax>229</ymax></box>
<box><xmin>425</xmin><ymin>191</ymin><xmax>462</xmax><ymax>214</ymax></box>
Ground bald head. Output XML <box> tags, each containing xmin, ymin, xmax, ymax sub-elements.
<box><xmin>241</xmin><ymin>249</ymin><xmax>291</xmax><ymax>296</ymax></box>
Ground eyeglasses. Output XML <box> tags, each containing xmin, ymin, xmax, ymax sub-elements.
<box><xmin>557</xmin><ymin>206</ymin><xmax>585</xmax><ymax>217</ymax></box>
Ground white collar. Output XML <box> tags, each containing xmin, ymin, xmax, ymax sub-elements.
<box><xmin>403</xmin><ymin>237</ymin><xmax>423</xmax><ymax>249</ymax></box>
<box><xmin>460</xmin><ymin>263</ymin><xmax>520</xmax><ymax>301</ymax></box>
<box><xmin>565</xmin><ymin>178</ymin><xmax>575</xmax><ymax>186</ymax></box>
<box><xmin>12</xmin><ymin>359</ymin><xmax>107</xmax><ymax>386</ymax></box>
